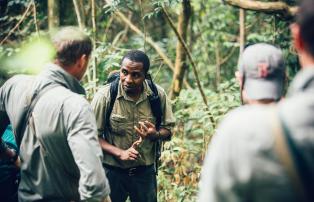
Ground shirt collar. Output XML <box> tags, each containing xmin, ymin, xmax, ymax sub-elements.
<box><xmin>117</xmin><ymin>80</ymin><xmax>153</xmax><ymax>102</ymax></box>
<box><xmin>287</xmin><ymin>67</ymin><xmax>314</xmax><ymax>97</ymax></box>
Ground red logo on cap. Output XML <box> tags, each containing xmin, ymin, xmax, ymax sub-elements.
<box><xmin>257</xmin><ymin>63</ymin><xmax>269</xmax><ymax>78</ymax></box>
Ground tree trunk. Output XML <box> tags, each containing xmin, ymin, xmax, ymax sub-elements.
<box><xmin>48</xmin><ymin>0</ymin><xmax>59</xmax><ymax>31</ymax></box>
<box><xmin>238</xmin><ymin>8</ymin><xmax>246</xmax><ymax>66</ymax></box>
<box><xmin>170</xmin><ymin>0</ymin><xmax>192</xmax><ymax>98</ymax></box>
<box><xmin>224</xmin><ymin>0</ymin><xmax>297</xmax><ymax>18</ymax></box>
<box><xmin>91</xmin><ymin>0</ymin><xmax>97</xmax><ymax>93</ymax></box>
<box><xmin>215</xmin><ymin>42</ymin><xmax>220</xmax><ymax>90</ymax></box>
<box><xmin>239</xmin><ymin>9</ymin><xmax>245</xmax><ymax>54</ymax></box>
<box><xmin>72</xmin><ymin>0</ymin><xmax>85</xmax><ymax>29</ymax></box>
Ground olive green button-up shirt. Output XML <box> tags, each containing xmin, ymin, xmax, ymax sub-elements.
<box><xmin>91</xmin><ymin>80</ymin><xmax>175</xmax><ymax>168</ymax></box>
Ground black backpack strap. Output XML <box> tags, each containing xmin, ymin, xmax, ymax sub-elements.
<box><xmin>146</xmin><ymin>74</ymin><xmax>165</xmax><ymax>175</ymax></box>
<box><xmin>104</xmin><ymin>77</ymin><xmax>119</xmax><ymax>137</ymax></box>
<box><xmin>146</xmin><ymin>74</ymin><xmax>162</xmax><ymax>131</ymax></box>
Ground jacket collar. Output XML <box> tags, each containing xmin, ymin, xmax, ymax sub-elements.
<box><xmin>37</xmin><ymin>63</ymin><xmax>86</xmax><ymax>95</ymax></box>
<box><xmin>288</xmin><ymin>67</ymin><xmax>314</xmax><ymax>96</ymax></box>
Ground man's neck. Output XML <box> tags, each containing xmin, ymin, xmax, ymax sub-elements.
<box><xmin>299</xmin><ymin>52</ymin><xmax>314</xmax><ymax>69</ymax></box>
<box><xmin>125</xmin><ymin>86</ymin><xmax>143</xmax><ymax>101</ymax></box>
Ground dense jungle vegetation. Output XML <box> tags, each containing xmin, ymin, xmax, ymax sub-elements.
<box><xmin>0</xmin><ymin>0</ymin><xmax>299</xmax><ymax>201</ymax></box>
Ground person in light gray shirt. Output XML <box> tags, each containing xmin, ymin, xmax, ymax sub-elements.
<box><xmin>0</xmin><ymin>27</ymin><xmax>111</xmax><ymax>202</ymax></box>
<box><xmin>198</xmin><ymin>0</ymin><xmax>314</xmax><ymax>201</ymax></box>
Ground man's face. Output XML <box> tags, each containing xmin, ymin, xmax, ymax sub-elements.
<box><xmin>120</xmin><ymin>58</ymin><xmax>145</xmax><ymax>95</ymax></box>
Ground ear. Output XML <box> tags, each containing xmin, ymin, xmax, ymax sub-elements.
<box><xmin>78</xmin><ymin>54</ymin><xmax>88</xmax><ymax>69</ymax></box>
<box><xmin>290</xmin><ymin>23</ymin><xmax>305</xmax><ymax>52</ymax></box>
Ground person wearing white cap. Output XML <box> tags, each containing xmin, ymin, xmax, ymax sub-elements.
<box><xmin>198</xmin><ymin>0</ymin><xmax>314</xmax><ymax>201</ymax></box>
<box><xmin>236</xmin><ymin>43</ymin><xmax>286</xmax><ymax>104</ymax></box>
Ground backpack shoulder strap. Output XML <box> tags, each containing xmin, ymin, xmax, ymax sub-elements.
<box><xmin>105</xmin><ymin>78</ymin><xmax>119</xmax><ymax>133</ymax></box>
<box><xmin>146</xmin><ymin>76</ymin><xmax>162</xmax><ymax>131</ymax></box>
<box><xmin>271</xmin><ymin>107</ymin><xmax>313</xmax><ymax>202</ymax></box>
<box><xmin>18</xmin><ymin>83</ymin><xmax>58</xmax><ymax>146</ymax></box>
<box><xmin>146</xmin><ymin>76</ymin><xmax>165</xmax><ymax>175</ymax></box>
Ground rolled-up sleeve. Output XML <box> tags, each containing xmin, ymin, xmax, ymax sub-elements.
<box><xmin>66</xmin><ymin>100</ymin><xmax>110</xmax><ymax>201</ymax></box>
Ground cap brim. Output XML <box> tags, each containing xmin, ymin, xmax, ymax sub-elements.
<box><xmin>244</xmin><ymin>78</ymin><xmax>283</xmax><ymax>100</ymax></box>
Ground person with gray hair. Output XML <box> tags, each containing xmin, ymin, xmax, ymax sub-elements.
<box><xmin>198</xmin><ymin>0</ymin><xmax>314</xmax><ymax>201</ymax></box>
<box><xmin>0</xmin><ymin>26</ymin><xmax>110</xmax><ymax>202</ymax></box>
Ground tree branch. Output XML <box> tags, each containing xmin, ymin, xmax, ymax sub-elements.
<box><xmin>32</xmin><ymin>0</ymin><xmax>39</xmax><ymax>38</ymax></box>
<box><xmin>224</xmin><ymin>0</ymin><xmax>298</xmax><ymax>17</ymax></box>
<box><xmin>72</xmin><ymin>0</ymin><xmax>85</xmax><ymax>29</ymax></box>
<box><xmin>162</xmin><ymin>6</ymin><xmax>216</xmax><ymax>128</ymax></box>
<box><xmin>219</xmin><ymin>45</ymin><xmax>237</xmax><ymax>66</ymax></box>
<box><xmin>114</xmin><ymin>11</ymin><xmax>175</xmax><ymax>71</ymax></box>
<box><xmin>0</xmin><ymin>2</ymin><xmax>32</xmax><ymax>45</ymax></box>
<box><xmin>104</xmin><ymin>0</ymin><xmax>191</xmax><ymax>89</ymax></box>
<box><xmin>91</xmin><ymin>0</ymin><xmax>97</xmax><ymax>94</ymax></box>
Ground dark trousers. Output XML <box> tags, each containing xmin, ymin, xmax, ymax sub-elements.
<box><xmin>0</xmin><ymin>164</ymin><xmax>19</xmax><ymax>202</ymax></box>
<box><xmin>105</xmin><ymin>164</ymin><xmax>157</xmax><ymax>202</ymax></box>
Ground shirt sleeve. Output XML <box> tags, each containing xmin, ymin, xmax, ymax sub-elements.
<box><xmin>0</xmin><ymin>80</ymin><xmax>11</xmax><ymax>137</ymax></box>
<box><xmin>91</xmin><ymin>88</ymin><xmax>108</xmax><ymax>137</ymax></box>
<box><xmin>65</xmin><ymin>99</ymin><xmax>110</xmax><ymax>201</ymax></box>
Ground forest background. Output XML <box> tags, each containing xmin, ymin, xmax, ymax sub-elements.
<box><xmin>0</xmin><ymin>0</ymin><xmax>300</xmax><ymax>201</ymax></box>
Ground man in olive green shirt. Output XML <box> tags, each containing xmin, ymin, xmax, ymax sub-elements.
<box><xmin>92</xmin><ymin>50</ymin><xmax>175</xmax><ymax>202</ymax></box>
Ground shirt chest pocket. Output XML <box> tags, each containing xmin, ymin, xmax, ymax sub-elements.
<box><xmin>139</xmin><ymin>115</ymin><xmax>156</xmax><ymax>125</ymax></box>
<box><xmin>110</xmin><ymin>114</ymin><xmax>130</xmax><ymax>135</ymax></box>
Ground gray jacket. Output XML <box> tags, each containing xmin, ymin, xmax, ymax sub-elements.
<box><xmin>0</xmin><ymin>64</ymin><xmax>110</xmax><ymax>201</ymax></box>
<box><xmin>198</xmin><ymin>68</ymin><xmax>314</xmax><ymax>202</ymax></box>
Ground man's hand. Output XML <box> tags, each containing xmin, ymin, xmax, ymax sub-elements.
<box><xmin>118</xmin><ymin>147</ymin><xmax>139</xmax><ymax>161</ymax></box>
<box><xmin>0</xmin><ymin>142</ymin><xmax>20</xmax><ymax>168</ymax></box>
<box><xmin>134</xmin><ymin>121</ymin><xmax>157</xmax><ymax>140</ymax></box>
<box><xmin>131</xmin><ymin>136</ymin><xmax>142</xmax><ymax>148</ymax></box>
<box><xmin>102</xmin><ymin>196</ymin><xmax>111</xmax><ymax>202</ymax></box>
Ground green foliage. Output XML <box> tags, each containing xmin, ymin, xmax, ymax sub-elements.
<box><xmin>0</xmin><ymin>0</ymin><xmax>38</xmax><ymax>44</ymax></box>
<box><xmin>158</xmin><ymin>79</ymin><xmax>240</xmax><ymax>201</ymax></box>
<box><xmin>0</xmin><ymin>1</ymin><xmax>301</xmax><ymax>201</ymax></box>
<box><xmin>0</xmin><ymin>35</ymin><xmax>54</xmax><ymax>75</ymax></box>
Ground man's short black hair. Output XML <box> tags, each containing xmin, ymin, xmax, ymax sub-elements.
<box><xmin>121</xmin><ymin>50</ymin><xmax>150</xmax><ymax>74</ymax></box>
<box><xmin>296</xmin><ymin>0</ymin><xmax>314</xmax><ymax>57</ymax></box>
